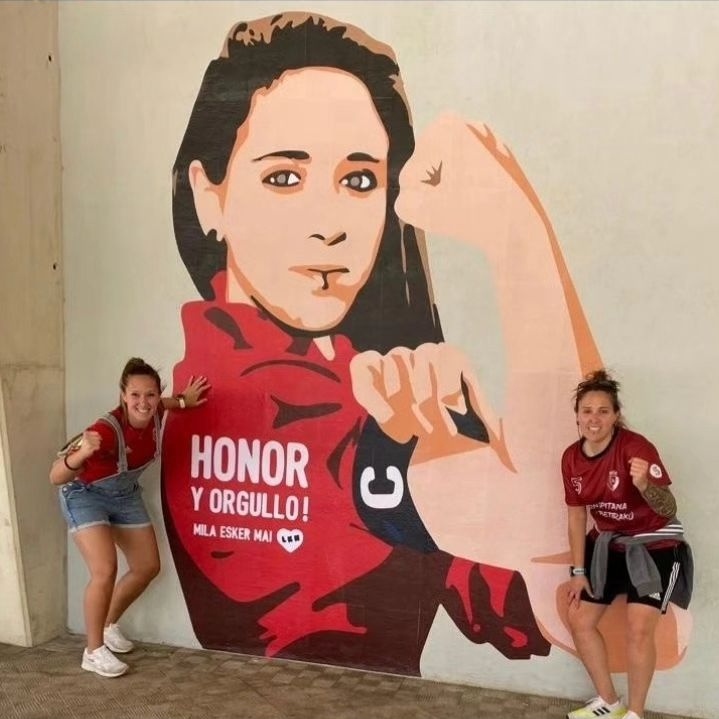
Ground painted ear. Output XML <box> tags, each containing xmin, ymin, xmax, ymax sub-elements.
<box><xmin>188</xmin><ymin>160</ymin><xmax>224</xmax><ymax>239</ymax></box>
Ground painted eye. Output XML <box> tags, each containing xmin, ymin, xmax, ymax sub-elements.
<box><xmin>340</xmin><ymin>171</ymin><xmax>377</xmax><ymax>192</ymax></box>
<box><xmin>263</xmin><ymin>170</ymin><xmax>301</xmax><ymax>187</ymax></box>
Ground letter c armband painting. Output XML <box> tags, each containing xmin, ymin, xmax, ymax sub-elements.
<box><xmin>359</xmin><ymin>466</ymin><xmax>404</xmax><ymax>509</ymax></box>
<box><xmin>353</xmin><ymin>417</ymin><xmax>437</xmax><ymax>553</ymax></box>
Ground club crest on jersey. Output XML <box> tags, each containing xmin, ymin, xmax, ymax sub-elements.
<box><xmin>650</xmin><ymin>463</ymin><xmax>663</xmax><ymax>479</ymax></box>
<box><xmin>571</xmin><ymin>476</ymin><xmax>582</xmax><ymax>495</ymax></box>
<box><xmin>607</xmin><ymin>470</ymin><xmax>620</xmax><ymax>492</ymax></box>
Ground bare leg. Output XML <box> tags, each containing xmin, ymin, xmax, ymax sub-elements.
<box><xmin>626</xmin><ymin>602</ymin><xmax>661</xmax><ymax>717</ymax></box>
<box><xmin>73</xmin><ymin>526</ymin><xmax>118</xmax><ymax>651</ymax></box>
<box><xmin>105</xmin><ymin>525</ymin><xmax>160</xmax><ymax>625</ymax></box>
<box><xmin>567</xmin><ymin>600</ymin><xmax>619</xmax><ymax>703</ymax></box>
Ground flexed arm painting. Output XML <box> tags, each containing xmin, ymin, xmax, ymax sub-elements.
<box><xmin>162</xmin><ymin>12</ymin><xmax>689</xmax><ymax>675</ymax></box>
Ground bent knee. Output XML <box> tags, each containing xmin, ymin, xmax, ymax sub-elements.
<box><xmin>89</xmin><ymin>564</ymin><xmax>118</xmax><ymax>585</ymax></box>
<box><xmin>148</xmin><ymin>560</ymin><xmax>161</xmax><ymax>580</ymax></box>
<box><xmin>136</xmin><ymin>559</ymin><xmax>161</xmax><ymax>582</ymax></box>
<box><xmin>626</xmin><ymin>620</ymin><xmax>658</xmax><ymax>645</ymax></box>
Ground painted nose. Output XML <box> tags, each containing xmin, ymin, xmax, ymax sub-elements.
<box><xmin>309</xmin><ymin>232</ymin><xmax>347</xmax><ymax>247</ymax></box>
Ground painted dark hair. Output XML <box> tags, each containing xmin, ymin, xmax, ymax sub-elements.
<box><xmin>172</xmin><ymin>12</ymin><xmax>441</xmax><ymax>353</ymax></box>
<box><xmin>573</xmin><ymin>368</ymin><xmax>622</xmax><ymax>414</ymax></box>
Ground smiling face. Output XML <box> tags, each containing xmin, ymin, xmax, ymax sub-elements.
<box><xmin>576</xmin><ymin>390</ymin><xmax>619</xmax><ymax>454</ymax></box>
<box><xmin>121</xmin><ymin>374</ymin><xmax>162</xmax><ymax>428</ymax></box>
<box><xmin>190</xmin><ymin>67</ymin><xmax>389</xmax><ymax>332</ymax></box>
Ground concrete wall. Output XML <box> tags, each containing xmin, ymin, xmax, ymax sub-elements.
<box><xmin>0</xmin><ymin>0</ymin><xmax>66</xmax><ymax>645</ymax></box>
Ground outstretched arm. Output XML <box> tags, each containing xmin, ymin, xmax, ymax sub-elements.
<box><xmin>162</xmin><ymin>374</ymin><xmax>211</xmax><ymax>411</ymax></box>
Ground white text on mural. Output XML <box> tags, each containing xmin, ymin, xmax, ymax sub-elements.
<box><xmin>187</xmin><ymin>435</ymin><xmax>310</xmax><ymax>529</ymax></box>
<box><xmin>191</xmin><ymin>434</ymin><xmax>309</xmax><ymax>486</ymax></box>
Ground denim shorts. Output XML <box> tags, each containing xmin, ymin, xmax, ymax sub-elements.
<box><xmin>59</xmin><ymin>474</ymin><xmax>151</xmax><ymax>533</ymax></box>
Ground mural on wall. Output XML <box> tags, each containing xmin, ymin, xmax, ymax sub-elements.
<box><xmin>161</xmin><ymin>11</ymin><xmax>688</xmax><ymax>675</ymax></box>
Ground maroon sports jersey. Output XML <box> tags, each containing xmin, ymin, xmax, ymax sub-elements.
<box><xmin>562</xmin><ymin>427</ymin><xmax>671</xmax><ymax>534</ymax></box>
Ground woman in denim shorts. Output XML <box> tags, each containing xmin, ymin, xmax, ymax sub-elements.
<box><xmin>50</xmin><ymin>358</ymin><xmax>209</xmax><ymax>677</ymax></box>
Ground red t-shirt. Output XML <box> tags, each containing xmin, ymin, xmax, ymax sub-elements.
<box><xmin>76</xmin><ymin>405</ymin><xmax>163</xmax><ymax>484</ymax></box>
<box><xmin>562</xmin><ymin>426</ymin><xmax>672</xmax><ymax>536</ymax></box>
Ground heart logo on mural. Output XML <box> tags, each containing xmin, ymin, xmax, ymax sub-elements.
<box><xmin>277</xmin><ymin>528</ymin><xmax>304</xmax><ymax>553</ymax></box>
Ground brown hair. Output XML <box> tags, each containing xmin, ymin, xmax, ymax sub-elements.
<box><xmin>573</xmin><ymin>368</ymin><xmax>622</xmax><ymax>414</ymax></box>
<box><xmin>119</xmin><ymin>358</ymin><xmax>162</xmax><ymax>416</ymax></box>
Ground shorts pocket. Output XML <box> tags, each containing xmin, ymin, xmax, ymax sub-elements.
<box><xmin>60</xmin><ymin>481</ymin><xmax>86</xmax><ymax>499</ymax></box>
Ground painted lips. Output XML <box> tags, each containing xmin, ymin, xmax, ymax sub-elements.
<box><xmin>291</xmin><ymin>265</ymin><xmax>350</xmax><ymax>290</ymax></box>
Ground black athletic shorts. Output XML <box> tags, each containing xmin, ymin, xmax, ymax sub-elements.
<box><xmin>580</xmin><ymin>535</ymin><xmax>681</xmax><ymax>613</ymax></box>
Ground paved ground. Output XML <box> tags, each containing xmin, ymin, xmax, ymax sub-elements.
<box><xmin>0</xmin><ymin>634</ymin><xmax>691</xmax><ymax>719</ymax></box>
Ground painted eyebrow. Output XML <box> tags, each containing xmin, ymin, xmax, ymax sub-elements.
<box><xmin>346</xmin><ymin>152</ymin><xmax>380</xmax><ymax>163</ymax></box>
<box><xmin>252</xmin><ymin>150</ymin><xmax>310</xmax><ymax>162</ymax></box>
<box><xmin>251</xmin><ymin>150</ymin><xmax>382</xmax><ymax>163</ymax></box>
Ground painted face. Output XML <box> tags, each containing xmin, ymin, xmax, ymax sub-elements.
<box><xmin>576</xmin><ymin>390</ymin><xmax>619</xmax><ymax>451</ymax></box>
<box><xmin>191</xmin><ymin>67</ymin><xmax>389</xmax><ymax>332</ymax></box>
<box><xmin>121</xmin><ymin>375</ymin><xmax>161</xmax><ymax>428</ymax></box>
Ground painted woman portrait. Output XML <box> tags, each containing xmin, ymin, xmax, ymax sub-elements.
<box><xmin>162</xmin><ymin>11</ymin><xmax>687</xmax><ymax>675</ymax></box>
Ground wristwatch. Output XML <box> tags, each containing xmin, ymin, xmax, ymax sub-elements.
<box><xmin>570</xmin><ymin>566</ymin><xmax>586</xmax><ymax>577</ymax></box>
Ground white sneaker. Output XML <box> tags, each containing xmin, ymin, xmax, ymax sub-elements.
<box><xmin>103</xmin><ymin>623</ymin><xmax>134</xmax><ymax>653</ymax></box>
<box><xmin>623</xmin><ymin>713</ymin><xmax>642</xmax><ymax>719</ymax></box>
<box><xmin>567</xmin><ymin>696</ymin><xmax>627</xmax><ymax>719</ymax></box>
<box><xmin>81</xmin><ymin>645</ymin><xmax>128</xmax><ymax>677</ymax></box>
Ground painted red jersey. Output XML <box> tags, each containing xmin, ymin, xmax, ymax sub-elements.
<box><xmin>77</xmin><ymin>405</ymin><xmax>163</xmax><ymax>484</ymax></box>
<box><xmin>161</xmin><ymin>274</ymin><xmax>549</xmax><ymax>669</ymax></box>
<box><xmin>163</xmin><ymin>296</ymin><xmax>393</xmax><ymax>653</ymax></box>
<box><xmin>562</xmin><ymin>427</ymin><xmax>672</xmax><ymax>534</ymax></box>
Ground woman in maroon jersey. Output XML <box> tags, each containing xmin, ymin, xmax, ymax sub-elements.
<box><xmin>50</xmin><ymin>358</ymin><xmax>209</xmax><ymax>678</ymax></box>
<box><xmin>562</xmin><ymin>369</ymin><xmax>692</xmax><ymax>719</ymax></box>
